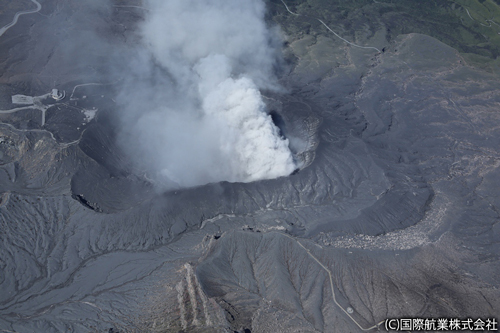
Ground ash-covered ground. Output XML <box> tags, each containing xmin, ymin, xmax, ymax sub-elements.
<box><xmin>0</xmin><ymin>0</ymin><xmax>499</xmax><ymax>332</ymax></box>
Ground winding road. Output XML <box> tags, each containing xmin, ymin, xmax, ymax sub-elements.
<box><xmin>0</xmin><ymin>0</ymin><xmax>42</xmax><ymax>38</ymax></box>
<box><xmin>283</xmin><ymin>233</ymin><xmax>385</xmax><ymax>331</ymax></box>
<box><xmin>280</xmin><ymin>0</ymin><xmax>382</xmax><ymax>53</ymax></box>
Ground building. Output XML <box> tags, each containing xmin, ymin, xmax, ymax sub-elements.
<box><xmin>51</xmin><ymin>89</ymin><xmax>65</xmax><ymax>101</ymax></box>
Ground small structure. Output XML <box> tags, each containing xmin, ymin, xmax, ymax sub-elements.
<box><xmin>51</xmin><ymin>89</ymin><xmax>65</xmax><ymax>101</ymax></box>
<box><xmin>83</xmin><ymin>108</ymin><xmax>98</xmax><ymax>123</ymax></box>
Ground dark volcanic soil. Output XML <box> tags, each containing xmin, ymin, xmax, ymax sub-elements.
<box><xmin>0</xmin><ymin>0</ymin><xmax>499</xmax><ymax>332</ymax></box>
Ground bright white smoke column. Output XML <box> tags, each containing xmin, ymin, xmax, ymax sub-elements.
<box><xmin>119</xmin><ymin>0</ymin><xmax>295</xmax><ymax>189</ymax></box>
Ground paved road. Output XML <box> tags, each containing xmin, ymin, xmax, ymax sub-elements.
<box><xmin>0</xmin><ymin>0</ymin><xmax>42</xmax><ymax>38</ymax></box>
<box><xmin>280</xmin><ymin>0</ymin><xmax>381</xmax><ymax>53</ymax></box>
<box><xmin>0</xmin><ymin>93</ymin><xmax>50</xmax><ymax>125</ymax></box>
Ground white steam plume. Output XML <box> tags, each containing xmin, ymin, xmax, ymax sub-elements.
<box><xmin>117</xmin><ymin>0</ymin><xmax>295</xmax><ymax>189</ymax></box>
